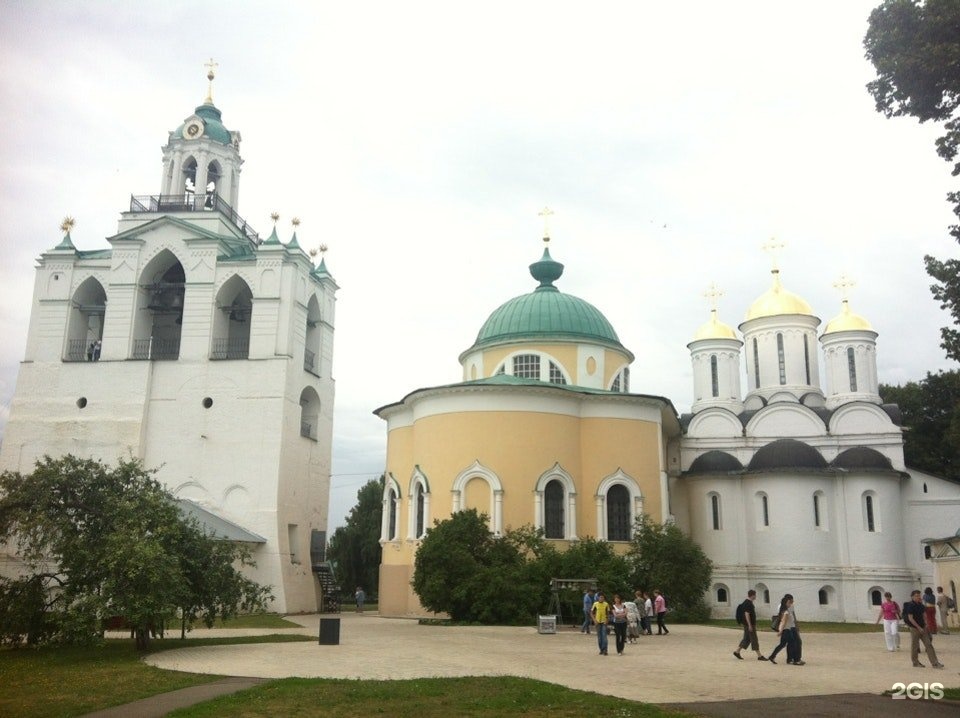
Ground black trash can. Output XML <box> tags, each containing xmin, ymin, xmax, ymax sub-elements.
<box><xmin>319</xmin><ymin>617</ymin><xmax>340</xmax><ymax>645</ymax></box>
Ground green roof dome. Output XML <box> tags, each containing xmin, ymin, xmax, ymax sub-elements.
<box><xmin>175</xmin><ymin>103</ymin><xmax>232</xmax><ymax>145</ymax></box>
<box><xmin>467</xmin><ymin>246</ymin><xmax>625</xmax><ymax>352</ymax></box>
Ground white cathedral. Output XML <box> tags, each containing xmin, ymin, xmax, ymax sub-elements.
<box><xmin>0</xmin><ymin>70</ymin><xmax>337</xmax><ymax>614</ymax></box>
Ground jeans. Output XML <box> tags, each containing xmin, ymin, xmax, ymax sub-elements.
<box><xmin>769</xmin><ymin>628</ymin><xmax>797</xmax><ymax>661</ymax></box>
<box><xmin>613</xmin><ymin>621</ymin><xmax>627</xmax><ymax>654</ymax></box>
<box><xmin>582</xmin><ymin>608</ymin><xmax>592</xmax><ymax>633</ymax></box>
<box><xmin>597</xmin><ymin>623</ymin><xmax>608</xmax><ymax>654</ymax></box>
<box><xmin>657</xmin><ymin>612</ymin><xmax>668</xmax><ymax>634</ymax></box>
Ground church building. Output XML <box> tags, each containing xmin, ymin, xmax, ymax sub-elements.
<box><xmin>376</xmin><ymin>232</ymin><xmax>960</xmax><ymax>621</ymax></box>
<box><xmin>0</xmin><ymin>68</ymin><xmax>337</xmax><ymax>613</ymax></box>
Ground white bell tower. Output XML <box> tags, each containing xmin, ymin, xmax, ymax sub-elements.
<box><xmin>819</xmin><ymin>276</ymin><xmax>881</xmax><ymax>408</ymax></box>
<box><xmin>688</xmin><ymin>284</ymin><xmax>744</xmax><ymax>414</ymax></box>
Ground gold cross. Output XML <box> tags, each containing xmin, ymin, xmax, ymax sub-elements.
<box><xmin>60</xmin><ymin>216</ymin><xmax>75</xmax><ymax>234</ymax></box>
<box><xmin>703</xmin><ymin>282</ymin><xmax>723</xmax><ymax>312</ymax></box>
<box><xmin>204</xmin><ymin>58</ymin><xmax>219</xmax><ymax>103</ymax></box>
<box><xmin>538</xmin><ymin>207</ymin><xmax>554</xmax><ymax>242</ymax></box>
<box><xmin>761</xmin><ymin>237</ymin><xmax>785</xmax><ymax>270</ymax></box>
<box><xmin>833</xmin><ymin>274</ymin><xmax>856</xmax><ymax>302</ymax></box>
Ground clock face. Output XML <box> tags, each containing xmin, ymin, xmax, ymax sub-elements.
<box><xmin>182</xmin><ymin>119</ymin><xmax>204</xmax><ymax>139</ymax></box>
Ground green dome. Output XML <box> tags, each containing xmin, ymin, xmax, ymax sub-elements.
<box><xmin>467</xmin><ymin>247</ymin><xmax>624</xmax><ymax>352</ymax></box>
<box><xmin>175</xmin><ymin>103</ymin><xmax>232</xmax><ymax>145</ymax></box>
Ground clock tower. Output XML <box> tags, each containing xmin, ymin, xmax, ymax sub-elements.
<box><xmin>160</xmin><ymin>59</ymin><xmax>242</xmax><ymax>209</ymax></box>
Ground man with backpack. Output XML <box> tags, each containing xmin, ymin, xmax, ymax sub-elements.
<box><xmin>733</xmin><ymin>589</ymin><xmax>767</xmax><ymax>661</ymax></box>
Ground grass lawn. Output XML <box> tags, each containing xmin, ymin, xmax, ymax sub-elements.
<box><xmin>211</xmin><ymin>613</ymin><xmax>303</xmax><ymax>629</ymax></box>
<box><xmin>705</xmin><ymin>619</ymin><xmax>884</xmax><ymax>633</ymax></box>
<box><xmin>167</xmin><ymin>676</ymin><xmax>692</xmax><ymax>718</ymax></box>
<box><xmin>0</xmin><ymin>634</ymin><xmax>312</xmax><ymax>718</ymax></box>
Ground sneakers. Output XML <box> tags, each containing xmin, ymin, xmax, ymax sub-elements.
<box><xmin>913</xmin><ymin>662</ymin><xmax>925</xmax><ymax>667</ymax></box>
<box><xmin>733</xmin><ymin>651</ymin><xmax>743</xmax><ymax>660</ymax></box>
<box><xmin>933</xmin><ymin>663</ymin><xmax>945</xmax><ymax>669</ymax></box>
<box><xmin>758</xmin><ymin>656</ymin><xmax>768</xmax><ymax>661</ymax></box>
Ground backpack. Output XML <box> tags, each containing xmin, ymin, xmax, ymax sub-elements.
<box><xmin>735</xmin><ymin>601</ymin><xmax>746</xmax><ymax>625</ymax></box>
<box><xmin>948</xmin><ymin>596</ymin><xmax>956</xmax><ymax>610</ymax></box>
<box><xmin>771</xmin><ymin>613</ymin><xmax>781</xmax><ymax>631</ymax></box>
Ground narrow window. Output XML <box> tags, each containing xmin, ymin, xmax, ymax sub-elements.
<box><xmin>763</xmin><ymin>589</ymin><xmax>770</xmax><ymax>604</ymax></box>
<box><xmin>752</xmin><ymin>338</ymin><xmax>760</xmax><ymax>389</ymax></box>
<box><xmin>761</xmin><ymin>494</ymin><xmax>769</xmax><ymax>527</ymax></box>
<box><xmin>710</xmin><ymin>493</ymin><xmax>721</xmax><ymax>531</ymax></box>
<box><xmin>611</xmin><ymin>374</ymin><xmax>621</xmax><ymax>392</ymax></box>
<box><xmin>388</xmin><ymin>488</ymin><xmax>398</xmax><ymax>540</ymax></box>
<box><xmin>621</xmin><ymin>367</ymin><xmax>630</xmax><ymax>392</ymax></box>
<box><xmin>871</xmin><ymin>590</ymin><xmax>882</xmax><ymax>606</ymax></box>
<box><xmin>777</xmin><ymin>333</ymin><xmax>786</xmax><ymax>385</ymax></box>
<box><xmin>710</xmin><ymin>355</ymin><xmax>719</xmax><ymax>398</ymax></box>
<box><xmin>923</xmin><ymin>482</ymin><xmax>928</xmax><ymax>494</ymax></box>
<box><xmin>803</xmin><ymin>335</ymin><xmax>811</xmax><ymax>385</ymax></box>
<box><xmin>415</xmin><ymin>488</ymin><xmax>425</xmax><ymax>538</ymax></box>
<box><xmin>865</xmin><ymin>494</ymin><xmax>875</xmax><ymax>532</ymax></box>
<box><xmin>924</xmin><ymin>545</ymin><xmax>932</xmax><ymax>560</ymax></box>
<box><xmin>548</xmin><ymin>361</ymin><xmax>567</xmax><ymax>385</ymax></box>
<box><xmin>513</xmin><ymin>354</ymin><xmax>540</xmax><ymax>379</ymax></box>
<box><xmin>606</xmin><ymin>485</ymin><xmax>631</xmax><ymax>541</ymax></box>
<box><xmin>818</xmin><ymin>588</ymin><xmax>829</xmax><ymax>605</ymax></box>
<box><xmin>544</xmin><ymin>480</ymin><xmax>565</xmax><ymax>539</ymax></box>
<box><xmin>288</xmin><ymin>524</ymin><xmax>300</xmax><ymax>564</ymax></box>
<box><xmin>813</xmin><ymin>493</ymin><xmax>821</xmax><ymax>528</ymax></box>
<box><xmin>847</xmin><ymin>347</ymin><xmax>857</xmax><ymax>392</ymax></box>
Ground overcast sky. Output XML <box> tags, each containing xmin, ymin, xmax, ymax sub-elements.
<box><xmin>1</xmin><ymin>1</ymin><xmax>957</xmax><ymax>531</ymax></box>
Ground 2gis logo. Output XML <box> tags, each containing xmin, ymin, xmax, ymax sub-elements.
<box><xmin>890</xmin><ymin>682</ymin><xmax>944</xmax><ymax>700</ymax></box>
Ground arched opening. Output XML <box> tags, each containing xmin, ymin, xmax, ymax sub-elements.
<box><xmin>132</xmin><ymin>250</ymin><xmax>184</xmax><ymax>360</ymax></box>
<box><xmin>205</xmin><ymin>161</ymin><xmax>221</xmax><ymax>209</ymax></box>
<box><xmin>381</xmin><ymin>475</ymin><xmax>401</xmax><ymax>542</ymax></box>
<box><xmin>813</xmin><ymin>490</ymin><xmax>827</xmax><ymax>529</ymax></box>
<box><xmin>182</xmin><ymin>157</ymin><xmax>197</xmax><ymax>202</ymax></box>
<box><xmin>870</xmin><ymin>588</ymin><xmax>883</xmax><ymax>606</ymax></box>
<box><xmin>407</xmin><ymin>469</ymin><xmax>430</xmax><ymax>540</ymax></box>
<box><xmin>415</xmin><ymin>486</ymin><xmax>425</xmax><ymax>538</ymax></box>
<box><xmin>211</xmin><ymin>275</ymin><xmax>252</xmax><ymax>359</ymax></box>
<box><xmin>544</xmin><ymin>479</ymin><xmax>565</xmax><ymax>539</ymax></box>
<box><xmin>299</xmin><ymin>386</ymin><xmax>320</xmax><ymax>440</ymax></box>
<box><xmin>606</xmin><ymin>484</ymin><xmax>631</xmax><ymax>541</ymax></box>
<box><xmin>818</xmin><ymin>585</ymin><xmax>834</xmax><ymax>606</ymax></box>
<box><xmin>714</xmin><ymin>584</ymin><xmax>730</xmax><ymax>604</ymax></box>
<box><xmin>388</xmin><ymin>488</ymin><xmax>398</xmax><ymax>540</ymax></box>
<box><xmin>756</xmin><ymin>583</ymin><xmax>770</xmax><ymax>605</ymax></box>
<box><xmin>65</xmin><ymin>276</ymin><xmax>106</xmax><ymax>361</ymax></box>
<box><xmin>756</xmin><ymin>491</ymin><xmax>769</xmax><ymax>528</ymax></box>
<box><xmin>304</xmin><ymin>295</ymin><xmax>321</xmax><ymax>375</ymax></box>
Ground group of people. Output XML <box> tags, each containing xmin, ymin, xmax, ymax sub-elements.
<box><xmin>875</xmin><ymin>587</ymin><xmax>952</xmax><ymax>669</ymax></box>
<box><xmin>732</xmin><ymin>590</ymin><xmax>804</xmax><ymax>665</ymax></box>
<box><xmin>582</xmin><ymin>588</ymin><xmax>669</xmax><ymax>656</ymax></box>
<box><xmin>86</xmin><ymin>340</ymin><xmax>102</xmax><ymax>361</ymax></box>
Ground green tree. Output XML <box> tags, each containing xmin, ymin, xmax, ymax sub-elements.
<box><xmin>865</xmin><ymin>0</ymin><xmax>960</xmax><ymax>359</ymax></box>
<box><xmin>0</xmin><ymin>455</ymin><xmax>270</xmax><ymax>650</ymax></box>
<box><xmin>880</xmin><ymin>370</ymin><xmax>960</xmax><ymax>478</ymax></box>
<box><xmin>627</xmin><ymin>517</ymin><xmax>713</xmax><ymax>623</ymax></box>
<box><xmin>327</xmin><ymin>477</ymin><xmax>383</xmax><ymax>599</ymax></box>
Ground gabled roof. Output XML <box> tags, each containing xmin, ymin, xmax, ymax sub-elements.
<box><xmin>175</xmin><ymin>499</ymin><xmax>266</xmax><ymax>543</ymax></box>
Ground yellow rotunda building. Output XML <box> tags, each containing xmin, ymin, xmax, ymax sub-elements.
<box><xmin>375</xmin><ymin>238</ymin><xmax>679</xmax><ymax>616</ymax></box>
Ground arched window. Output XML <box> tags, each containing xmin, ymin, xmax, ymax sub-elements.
<box><xmin>408</xmin><ymin>468</ymin><xmax>430</xmax><ymax>540</ymax></box>
<box><xmin>863</xmin><ymin>491</ymin><xmax>878</xmax><ymax>532</ymax></box>
<box><xmin>381</xmin><ymin>475</ymin><xmax>401</xmax><ymax>542</ymax></box>
<box><xmin>752</xmin><ymin>338</ymin><xmax>761</xmax><ymax>389</ymax></box>
<box><xmin>870</xmin><ymin>589</ymin><xmax>883</xmax><ymax>606</ymax></box>
<box><xmin>714</xmin><ymin>584</ymin><xmax>730</xmax><ymax>604</ymax></box>
<box><xmin>548</xmin><ymin>361</ymin><xmax>567</xmax><ymax>385</ymax></box>
<box><xmin>710</xmin><ymin>355</ymin><xmax>719</xmax><ymax>397</ymax></box>
<box><xmin>304</xmin><ymin>295</ymin><xmax>322</xmax><ymax>375</ymax></box>
<box><xmin>182</xmin><ymin>156</ymin><xmax>197</xmax><ymax>200</ymax></box>
<box><xmin>756</xmin><ymin>492</ymin><xmax>769</xmax><ymax>528</ymax></box>
<box><xmin>65</xmin><ymin>276</ymin><xmax>107</xmax><ymax>361</ymax></box>
<box><xmin>205</xmin><ymin>161</ymin><xmax>221</xmax><ymax>208</ymax></box>
<box><xmin>708</xmin><ymin>492</ymin><xmax>722</xmax><ymax>531</ymax></box>
<box><xmin>132</xmin><ymin>250</ymin><xmax>185</xmax><ymax>360</ymax></box>
<box><xmin>299</xmin><ymin>387</ymin><xmax>321</xmax><ymax>440</ymax></box>
<box><xmin>513</xmin><ymin>354</ymin><xmax>540</xmax><ymax>379</ymax></box>
<box><xmin>776</xmin><ymin>333</ymin><xmax>786</xmax><ymax>385</ymax></box>
<box><xmin>610</xmin><ymin>366</ymin><xmax>630</xmax><ymax>393</ymax></box>
<box><xmin>544</xmin><ymin>480</ymin><xmax>565</xmax><ymax>539</ymax></box>
<box><xmin>388</xmin><ymin>488</ymin><xmax>398</xmax><ymax>540</ymax></box>
<box><xmin>756</xmin><ymin>583</ymin><xmax>770</xmax><ymax>605</ymax></box>
<box><xmin>452</xmin><ymin>461</ymin><xmax>503</xmax><ymax>534</ymax></box>
<box><xmin>803</xmin><ymin>334</ymin><xmax>811</xmax><ymax>385</ymax></box>
<box><xmin>606</xmin><ymin>484</ymin><xmax>631</xmax><ymax>541</ymax></box>
<box><xmin>818</xmin><ymin>586</ymin><xmax>832</xmax><ymax>605</ymax></box>
<box><xmin>847</xmin><ymin>347</ymin><xmax>858</xmax><ymax>392</ymax></box>
<box><xmin>211</xmin><ymin>275</ymin><xmax>252</xmax><ymax>359</ymax></box>
<box><xmin>494</xmin><ymin>352</ymin><xmax>569</xmax><ymax>384</ymax></box>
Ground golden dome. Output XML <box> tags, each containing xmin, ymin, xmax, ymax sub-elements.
<box><xmin>744</xmin><ymin>270</ymin><xmax>814</xmax><ymax>321</ymax></box>
<box><xmin>692</xmin><ymin>310</ymin><xmax>738</xmax><ymax>340</ymax></box>
<box><xmin>823</xmin><ymin>300</ymin><xmax>873</xmax><ymax>334</ymax></box>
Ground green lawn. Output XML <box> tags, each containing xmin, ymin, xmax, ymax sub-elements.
<box><xmin>212</xmin><ymin>613</ymin><xmax>303</xmax><ymax>629</ymax></box>
<box><xmin>0</xmin><ymin>635</ymin><xmax>312</xmax><ymax>718</ymax></box>
<box><xmin>167</xmin><ymin>676</ymin><xmax>692</xmax><ymax>718</ymax></box>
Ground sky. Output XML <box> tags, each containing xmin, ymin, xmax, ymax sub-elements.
<box><xmin>1</xmin><ymin>1</ymin><xmax>957</xmax><ymax>532</ymax></box>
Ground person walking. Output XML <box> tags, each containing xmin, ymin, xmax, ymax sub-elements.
<box><xmin>581</xmin><ymin>588</ymin><xmax>595</xmax><ymax>634</ymax></box>
<box><xmin>354</xmin><ymin>586</ymin><xmax>366</xmax><ymax>613</ymax></box>
<box><xmin>653</xmin><ymin>589</ymin><xmax>669</xmax><ymax>635</ymax></box>
<box><xmin>923</xmin><ymin>587</ymin><xmax>938</xmax><ymax>635</ymax></box>
<box><xmin>643</xmin><ymin>592</ymin><xmax>654</xmax><ymax>634</ymax></box>
<box><xmin>767</xmin><ymin>594</ymin><xmax>803</xmax><ymax>665</ymax></box>
<box><xmin>936</xmin><ymin>587</ymin><xmax>950</xmax><ymax>635</ymax></box>
<box><xmin>904</xmin><ymin>589</ymin><xmax>944</xmax><ymax>668</ymax></box>
<box><xmin>611</xmin><ymin>594</ymin><xmax>629</xmax><ymax>655</ymax></box>
<box><xmin>733</xmin><ymin>589</ymin><xmax>767</xmax><ymax>661</ymax></box>
<box><xmin>625</xmin><ymin>597</ymin><xmax>640</xmax><ymax>643</ymax></box>
<box><xmin>591</xmin><ymin>592</ymin><xmax>610</xmax><ymax>655</ymax></box>
<box><xmin>875</xmin><ymin>591</ymin><xmax>901</xmax><ymax>651</ymax></box>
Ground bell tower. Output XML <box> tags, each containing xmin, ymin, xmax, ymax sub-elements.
<box><xmin>160</xmin><ymin>59</ymin><xmax>243</xmax><ymax>209</ymax></box>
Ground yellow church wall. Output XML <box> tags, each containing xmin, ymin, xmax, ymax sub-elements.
<box><xmin>603</xmin><ymin>349</ymin><xmax>631</xmax><ymax>387</ymax></box>
<box><xmin>481</xmin><ymin>343</ymin><xmax>580</xmax><ymax>379</ymax></box>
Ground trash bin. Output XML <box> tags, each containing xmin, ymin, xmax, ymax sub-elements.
<box><xmin>319</xmin><ymin>617</ymin><xmax>340</xmax><ymax>645</ymax></box>
<box><xmin>537</xmin><ymin>615</ymin><xmax>557</xmax><ymax>634</ymax></box>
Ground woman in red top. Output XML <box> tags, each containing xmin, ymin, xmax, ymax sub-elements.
<box><xmin>874</xmin><ymin>591</ymin><xmax>901</xmax><ymax>651</ymax></box>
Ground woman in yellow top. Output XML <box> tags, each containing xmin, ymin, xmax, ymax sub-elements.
<box><xmin>591</xmin><ymin>592</ymin><xmax>610</xmax><ymax>655</ymax></box>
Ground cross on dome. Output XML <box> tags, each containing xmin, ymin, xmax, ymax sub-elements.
<box><xmin>761</xmin><ymin>237</ymin><xmax>785</xmax><ymax>271</ymax></box>
<box><xmin>204</xmin><ymin>58</ymin><xmax>219</xmax><ymax>104</ymax></box>
<box><xmin>703</xmin><ymin>282</ymin><xmax>724</xmax><ymax>312</ymax></box>
<box><xmin>538</xmin><ymin>206</ymin><xmax>554</xmax><ymax>243</ymax></box>
<box><xmin>833</xmin><ymin>274</ymin><xmax>856</xmax><ymax>302</ymax></box>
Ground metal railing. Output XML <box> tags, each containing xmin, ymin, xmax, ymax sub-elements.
<box><xmin>210</xmin><ymin>337</ymin><xmax>250</xmax><ymax>360</ymax></box>
<box><xmin>65</xmin><ymin>339</ymin><xmax>90</xmax><ymax>362</ymax></box>
<box><xmin>129</xmin><ymin>194</ymin><xmax>259</xmax><ymax>245</ymax></box>
<box><xmin>131</xmin><ymin>338</ymin><xmax>180</xmax><ymax>361</ymax></box>
<box><xmin>300</xmin><ymin>421</ymin><xmax>315</xmax><ymax>440</ymax></box>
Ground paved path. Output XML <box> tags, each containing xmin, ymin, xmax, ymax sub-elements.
<box><xmin>78</xmin><ymin>677</ymin><xmax>266</xmax><ymax>718</ymax></box>
<box><xmin>139</xmin><ymin>613</ymin><xmax>959</xmax><ymax>714</ymax></box>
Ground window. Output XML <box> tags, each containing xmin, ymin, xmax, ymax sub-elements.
<box><xmin>813</xmin><ymin>492</ymin><xmax>821</xmax><ymax>528</ymax></box>
<box><xmin>803</xmin><ymin>335</ymin><xmax>811</xmax><ymax>385</ymax></box>
<box><xmin>710</xmin><ymin>355</ymin><xmax>719</xmax><ymax>398</ymax></box>
<box><xmin>763</xmin><ymin>589</ymin><xmax>770</xmax><ymax>604</ymax></box>
<box><xmin>413</xmin><ymin>482</ymin><xmax>426</xmax><ymax>539</ymax></box>
<box><xmin>288</xmin><ymin>524</ymin><xmax>300</xmax><ymax>564</ymax></box>
<box><xmin>715</xmin><ymin>585</ymin><xmax>729</xmax><ymax>604</ymax></box>
<box><xmin>924</xmin><ymin>545</ymin><xmax>932</xmax><ymax>560</ymax></box>
<box><xmin>870</xmin><ymin>589</ymin><xmax>882</xmax><ymax>606</ymax></box>
<box><xmin>752</xmin><ymin>338</ymin><xmax>761</xmax><ymax>389</ymax></box>
<box><xmin>610</xmin><ymin>367</ymin><xmax>629</xmax><ymax>393</ymax></box>
<box><xmin>513</xmin><ymin>354</ymin><xmax>540</xmax><ymax>379</ymax></box>
<box><xmin>819</xmin><ymin>588</ymin><xmax>828</xmax><ymax>605</ymax></box>
<box><xmin>606</xmin><ymin>484</ymin><xmax>631</xmax><ymax>541</ymax></box>
<box><xmin>813</xmin><ymin>491</ymin><xmax>827</xmax><ymax>530</ymax></box>
<box><xmin>495</xmin><ymin>365</ymin><xmax>505</xmax><ymax>375</ymax></box>
<box><xmin>847</xmin><ymin>347</ymin><xmax>857</xmax><ymax>392</ymax></box>
<box><xmin>388</xmin><ymin>488</ymin><xmax>398</xmax><ymax>541</ymax></box>
<box><xmin>761</xmin><ymin>494</ymin><xmax>769</xmax><ymax>527</ymax></box>
<box><xmin>544</xmin><ymin>480</ymin><xmax>565</xmax><ymax>539</ymax></box>
<box><xmin>777</xmin><ymin>333</ymin><xmax>786</xmax><ymax>385</ymax></box>
<box><xmin>709</xmin><ymin>493</ymin><xmax>722</xmax><ymax>531</ymax></box>
<box><xmin>864</xmin><ymin>493</ymin><xmax>876</xmax><ymax>532</ymax></box>
<box><xmin>923</xmin><ymin>482</ymin><xmax>928</xmax><ymax>494</ymax></box>
<box><xmin>299</xmin><ymin>387</ymin><xmax>321</xmax><ymax>440</ymax></box>
<box><xmin>548</xmin><ymin>361</ymin><xmax>567</xmax><ymax>385</ymax></box>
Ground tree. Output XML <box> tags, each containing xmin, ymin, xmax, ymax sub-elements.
<box><xmin>627</xmin><ymin>517</ymin><xmax>713</xmax><ymax>623</ymax></box>
<box><xmin>880</xmin><ymin>370</ymin><xmax>960</xmax><ymax>478</ymax></box>
<box><xmin>0</xmin><ymin>455</ymin><xmax>270</xmax><ymax>649</ymax></box>
<box><xmin>865</xmin><ymin>1</ymin><xmax>960</xmax><ymax>359</ymax></box>
<box><xmin>327</xmin><ymin>477</ymin><xmax>383</xmax><ymax>599</ymax></box>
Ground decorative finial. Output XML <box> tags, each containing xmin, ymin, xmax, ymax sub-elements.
<box><xmin>703</xmin><ymin>282</ymin><xmax>724</xmax><ymax>313</ymax></box>
<box><xmin>291</xmin><ymin>217</ymin><xmax>300</xmax><ymax>228</ymax></box>
<box><xmin>60</xmin><ymin>216</ymin><xmax>75</xmax><ymax>234</ymax></box>
<box><xmin>270</xmin><ymin>212</ymin><xmax>280</xmax><ymax>224</ymax></box>
<box><xmin>761</xmin><ymin>237</ymin><xmax>785</xmax><ymax>272</ymax></box>
<box><xmin>309</xmin><ymin>243</ymin><xmax>327</xmax><ymax>259</ymax></box>
<box><xmin>833</xmin><ymin>274</ymin><xmax>856</xmax><ymax>303</ymax></box>
<box><xmin>204</xmin><ymin>58</ymin><xmax>219</xmax><ymax>104</ymax></box>
<box><xmin>538</xmin><ymin>206</ymin><xmax>554</xmax><ymax>243</ymax></box>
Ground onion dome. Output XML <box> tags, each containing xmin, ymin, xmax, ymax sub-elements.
<box><xmin>464</xmin><ymin>245</ymin><xmax>626</xmax><ymax>354</ymax></box>
<box><xmin>744</xmin><ymin>269</ymin><xmax>814</xmax><ymax>321</ymax></box>
<box><xmin>175</xmin><ymin>103</ymin><xmax>233</xmax><ymax>145</ymax></box>
<box><xmin>692</xmin><ymin>309</ymin><xmax>737</xmax><ymax>341</ymax></box>
<box><xmin>823</xmin><ymin>299</ymin><xmax>873</xmax><ymax>334</ymax></box>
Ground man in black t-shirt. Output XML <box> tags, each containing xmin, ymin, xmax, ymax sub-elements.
<box><xmin>903</xmin><ymin>590</ymin><xmax>944</xmax><ymax>668</ymax></box>
<box><xmin>733</xmin><ymin>590</ymin><xmax>767</xmax><ymax>661</ymax></box>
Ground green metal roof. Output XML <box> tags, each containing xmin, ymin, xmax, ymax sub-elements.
<box><xmin>175</xmin><ymin>103</ymin><xmax>232</xmax><ymax>145</ymax></box>
<box><xmin>467</xmin><ymin>246</ymin><xmax>623</xmax><ymax>352</ymax></box>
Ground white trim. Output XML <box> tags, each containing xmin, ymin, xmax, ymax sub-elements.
<box><xmin>452</xmin><ymin>460</ymin><xmax>504</xmax><ymax>535</ymax></box>
<box><xmin>407</xmin><ymin>467</ymin><xmax>430</xmax><ymax>540</ymax></box>
<box><xmin>595</xmin><ymin>468</ymin><xmax>644</xmax><ymax>541</ymax></box>
<box><xmin>381</xmin><ymin>473</ymin><xmax>401</xmax><ymax>543</ymax></box>
<box><xmin>534</xmin><ymin>463</ymin><xmax>578</xmax><ymax>540</ymax></box>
